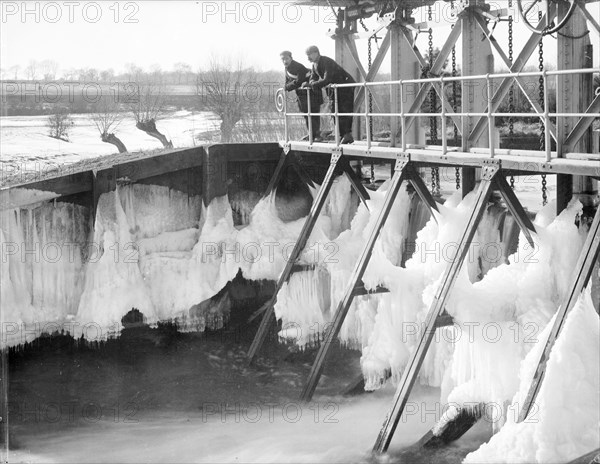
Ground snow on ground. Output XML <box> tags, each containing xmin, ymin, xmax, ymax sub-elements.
<box><xmin>0</xmin><ymin>111</ymin><xmax>218</xmax><ymax>187</ymax></box>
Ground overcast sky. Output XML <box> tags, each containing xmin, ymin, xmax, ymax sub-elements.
<box><xmin>1</xmin><ymin>1</ymin><xmax>599</xmax><ymax>76</ymax></box>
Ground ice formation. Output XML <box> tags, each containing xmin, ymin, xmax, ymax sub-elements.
<box><xmin>463</xmin><ymin>290</ymin><xmax>599</xmax><ymax>463</ymax></box>
<box><xmin>1</xmin><ymin>174</ymin><xmax>359</xmax><ymax>345</ymax></box>
<box><xmin>1</xmin><ymin>202</ymin><xmax>88</xmax><ymax>346</ymax></box>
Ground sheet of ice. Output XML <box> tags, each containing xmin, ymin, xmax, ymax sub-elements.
<box><xmin>463</xmin><ymin>290</ymin><xmax>600</xmax><ymax>463</ymax></box>
<box><xmin>1</xmin><ymin>202</ymin><xmax>89</xmax><ymax>346</ymax></box>
<box><xmin>76</xmin><ymin>189</ymin><xmax>156</xmax><ymax>339</ymax></box>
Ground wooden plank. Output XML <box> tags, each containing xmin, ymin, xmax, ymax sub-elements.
<box><xmin>518</xmin><ymin>205</ymin><xmax>600</xmax><ymax>422</ymax></box>
<box><xmin>494</xmin><ymin>174</ymin><xmax>537</xmax><ymax>247</ymax></box>
<box><xmin>373</xmin><ymin>164</ymin><xmax>498</xmax><ymax>453</ymax></box>
<box><xmin>300</xmin><ymin>157</ymin><xmax>409</xmax><ymax>401</ymax></box>
<box><xmin>115</xmin><ymin>146</ymin><xmax>203</xmax><ymax>182</ymax></box>
<box><xmin>247</xmin><ymin>150</ymin><xmax>345</xmax><ymax>363</ymax></box>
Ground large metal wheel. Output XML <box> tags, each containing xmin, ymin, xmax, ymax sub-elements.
<box><xmin>517</xmin><ymin>0</ymin><xmax>578</xmax><ymax>34</ymax></box>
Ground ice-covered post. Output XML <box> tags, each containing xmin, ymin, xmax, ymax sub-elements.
<box><xmin>364</xmin><ymin>82</ymin><xmax>371</xmax><ymax>149</ymax></box>
<box><xmin>334</xmin><ymin>85</ymin><xmax>341</xmax><ymax>146</ymax></box>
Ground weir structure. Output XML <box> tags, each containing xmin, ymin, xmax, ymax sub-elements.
<box><xmin>1</xmin><ymin>0</ymin><xmax>599</xmax><ymax>461</ymax></box>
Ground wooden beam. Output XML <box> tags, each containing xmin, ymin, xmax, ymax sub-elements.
<box><xmin>300</xmin><ymin>156</ymin><xmax>409</xmax><ymax>401</ymax></box>
<box><xmin>518</xmin><ymin>205</ymin><xmax>600</xmax><ymax>422</ymax></box>
<box><xmin>247</xmin><ymin>150</ymin><xmax>345</xmax><ymax>363</ymax></box>
<box><xmin>115</xmin><ymin>146</ymin><xmax>203</xmax><ymax>182</ymax></box>
<box><xmin>373</xmin><ymin>163</ymin><xmax>498</xmax><ymax>453</ymax></box>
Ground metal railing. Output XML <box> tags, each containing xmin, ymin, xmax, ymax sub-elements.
<box><xmin>276</xmin><ymin>68</ymin><xmax>600</xmax><ymax>162</ymax></box>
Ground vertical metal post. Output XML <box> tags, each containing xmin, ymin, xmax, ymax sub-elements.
<box><xmin>400</xmin><ymin>80</ymin><xmax>406</xmax><ymax>151</ymax></box>
<box><xmin>334</xmin><ymin>86</ymin><xmax>341</xmax><ymax>146</ymax></box>
<box><xmin>543</xmin><ymin>71</ymin><xmax>551</xmax><ymax>161</ymax></box>
<box><xmin>283</xmin><ymin>89</ymin><xmax>289</xmax><ymax>143</ymax></box>
<box><xmin>307</xmin><ymin>87</ymin><xmax>313</xmax><ymax>144</ymax></box>
<box><xmin>487</xmin><ymin>74</ymin><xmax>495</xmax><ymax>158</ymax></box>
<box><xmin>389</xmin><ymin>83</ymin><xmax>396</xmax><ymax>147</ymax></box>
<box><xmin>364</xmin><ymin>82</ymin><xmax>371</xmax><ymax>148</ymax></box>
<box><xmin>440</xmin><ymin>78</ymin><xmax>447</xmax><ymax>156</ymax></box>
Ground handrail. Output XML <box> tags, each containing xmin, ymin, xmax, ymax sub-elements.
<box><xmin>277</xmin><ymin>67</ymin><xmax>600</xmax><ymax>162</ymax></box>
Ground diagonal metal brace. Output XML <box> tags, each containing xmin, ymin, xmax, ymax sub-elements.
<box><xmin>300</xmin><ymin>154</ymin><xmax>410</xmax><ymax>401</ymax></box>
<box><xmin>518</xmin><ymin>205</ymin><xmax>600</xmax><ymax>423</ymax></box>
<box><xmin>494</xmin><ymin>173</ymin><xmax>537</xmax><ymax>248</ymax></box>
<box><xmin>247</xmin><ymin>150</ymin><xmax>345</xmax><ymax>363</ymax></box>
<box><xmin>373</xmin><ymin>163</ymin><xmax>499</xmax><ymax>454</ymax></box>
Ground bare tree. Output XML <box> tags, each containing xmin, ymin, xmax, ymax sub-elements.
<box><xmin>196</xmin><ymin>57</ymin><xmax>257</xmax><ymax>143</ymax></box>
<box><xmin>173</xmin><ymin>62</ymin><xmax>192</xmax><ymax>84</ymax></box>
<box><xmin>130</xmin><ymin>79</ymin><xmax>173</xmax><ymax>148</ymax></box>
<box><xmin>47</xmin><ymin>106</ymin><xmax>73</xmax><ymax>141</ymax></box>
<box><xmin>9</xmin><ymin>65</ymin><xmax>20</xmax><ymax>80</ymax></box>
<box><xmin>91</xmin><ymin>96</ymin><xmax>128</xmax><ymax>153</ymax></box>
<box><xmin>25</xmin><ymin>60</ymin><xmax>38</xmax><ymax>80</ymax></box>
<box><xmin>40</xmin><ymin>60</ymin><xmax>59</xmax><ymax>81</ymax></box>
<box><xmin>100</xmin><ymin>68</ymin><xmax>115</xmax><ymax>82</ymax></box>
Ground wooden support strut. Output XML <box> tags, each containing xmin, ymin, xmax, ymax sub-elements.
<box><xmin>518</xmin><ymin>204</ymin><xmax>600</xmax><ymax>423</ymax></box>
<box><xmin>247</xmin><ymin>149</ymin><xmax>345</xmax><ymax>363</ymax></box>
<box><xmin>373</xmin><ymin>161</ymin><xmax>499</xmax><ymax>454</ymax></box>
<box><xmin>299</xmin><ymin>154</ymin><xmax>410</xmax><ymax>401</ymax></box>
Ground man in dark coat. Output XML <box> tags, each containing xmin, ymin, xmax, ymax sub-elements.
<box><xmin>303</xmin><ymin>45</ymin><xmax>355</xmax><ymax>144</ymax></box>
<box><xmin>280</xmin><ymin>51</ymin><xmax>323</xmax><ymax>141</ymax></box>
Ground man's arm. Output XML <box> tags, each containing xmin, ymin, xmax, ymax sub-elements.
<box><xmin>309</xmin><ymin>58</ymin><xmax>335</xmax><ymax>90</ymax></box>
<box><xmin>285</xmin><ymin>62</ymin><xmax>304</xmax><ymax>91</ymax></box>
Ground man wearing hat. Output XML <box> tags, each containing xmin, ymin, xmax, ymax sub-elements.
<box><xmin>280</xmin><ymin>50</ymin><xmax>323</xmax><ymax>141</ymax></box>
<box><xmin>303</xmin><ymin>45</ymin><xmax>355</xmax><ymax>144</ymax></box>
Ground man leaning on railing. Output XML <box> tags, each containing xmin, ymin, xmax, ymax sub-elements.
<box><xmin>303</xmin><ymin>45</ymin><xmax>356</xmax><ymax>145</ymax></box>
<box><xmin>280</xmin><ymin>50</ymin><xmax>323</xmax><ymax>142</ymax></box>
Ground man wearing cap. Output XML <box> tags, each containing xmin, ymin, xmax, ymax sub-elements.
<box><xmin>303</xmin><ymin>45</ymin><xmax>355</xmax><ymax>144</ymax></box>
<box><xmin>280</xmin><ymin>50</ymin><xmax>323</xmax><ymax>142</ymax></box>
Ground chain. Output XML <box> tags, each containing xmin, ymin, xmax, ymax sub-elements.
<box><xmin>427</xmin><ymin>6</ymin><xmax>439</xmax><ymax>194</ymax></box>
<box><xmin>360</xmin><ymin>18</ymin><xmax>375</xmax><ymax>184</ymax></box>
<box><xmin>508</xmin><ymin>0</ymin><xmax>515</xmax><ymax>188</ymax></box>
<box><xmin>538</xmin><ymin>11</ymin><xmax>548</xmax><ymax>206</ymax></box>
<box><xmin>450</xmin><ymin>0</ymin><xmax>459</xmax><ymax>190</ymax></box>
